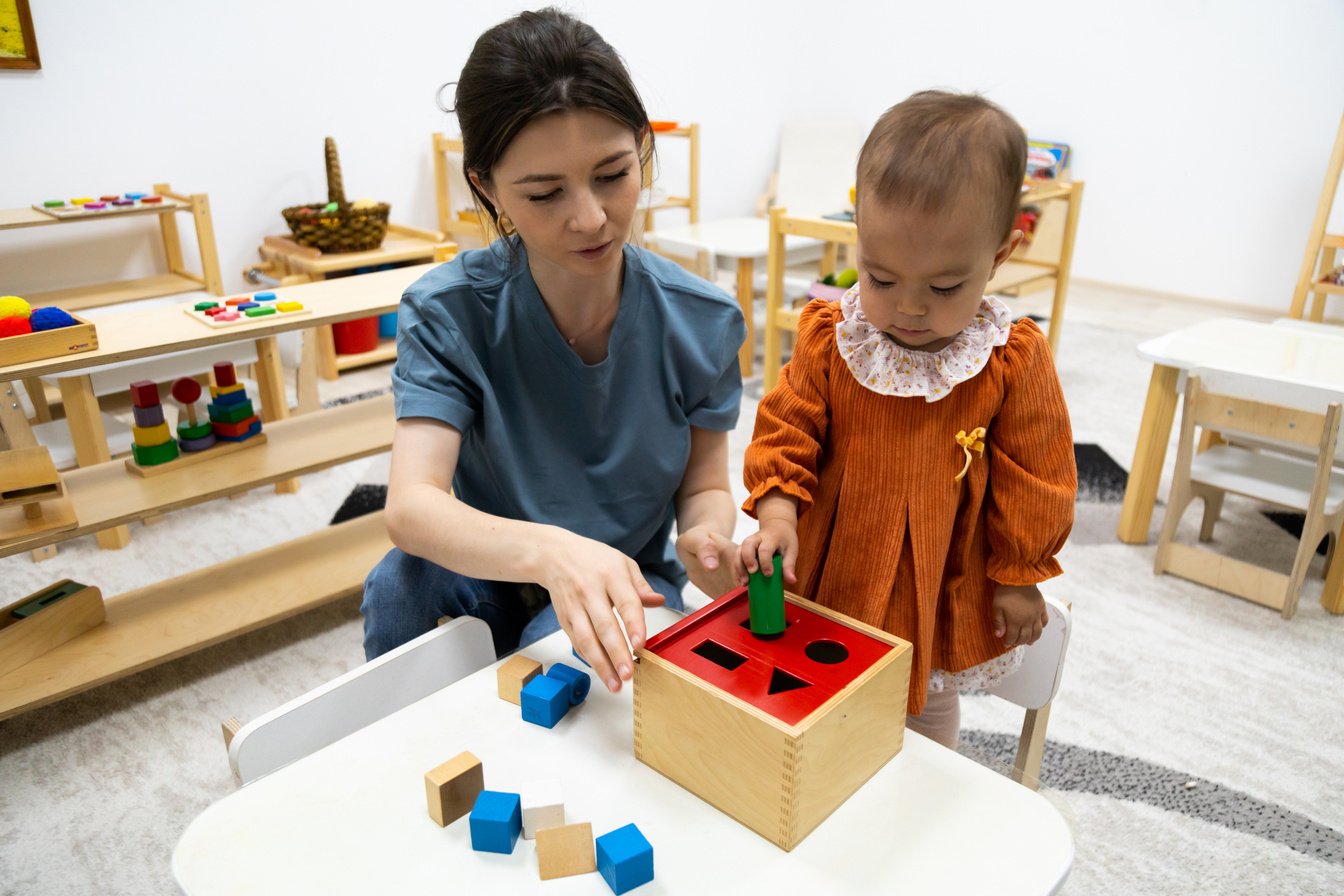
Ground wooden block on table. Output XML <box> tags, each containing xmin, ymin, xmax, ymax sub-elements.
<box><xmin>520</xmin><ymin>779</ymin><xmax>564</xmax><ymax>839</ymax></box>
<box><xmin>424</xmin><ymin>750</ymin><xmax>484</xmax><ymax>828</ymax></box>
<box><xmin>0</xmin><ymin>581</ymin><xmax>105</xmax><ymax>678</ymax></box>
<box><xmin>497</xmin><ymin>654</ymin><xmax>542</xmax><ymax>705</ymax></box>
<box><xmin>536</xmin><ymin>821</ymin><xmax>596</xmax><ymax>881</ymax></box>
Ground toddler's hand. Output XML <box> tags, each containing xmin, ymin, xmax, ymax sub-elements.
<box><xmin>991</xmin><ymin>583</ymin><xmax>1049</xmax><ymax>647</ymax></box>
<box><xmin>739</xmin><ymin>518</ymin><xmax>798</xmax><ymax>587</ymax></box>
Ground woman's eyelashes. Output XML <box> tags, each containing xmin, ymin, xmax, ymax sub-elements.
<box><xmin>525</xmin><ymin>168</ymin><xmax>630</xmax><ymax>203</ymax></box>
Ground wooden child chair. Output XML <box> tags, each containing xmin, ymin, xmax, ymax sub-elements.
<box><xmin>431</xmin><ymin>133</ymin><xmax>491</xmax><ymax>248</ymax></box>
<box><xmin>1153</xmin><ymin>367</ymin><xmax>1344</xmax><ymax>619</ymax></box>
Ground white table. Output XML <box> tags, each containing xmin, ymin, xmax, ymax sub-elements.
<box><xmin>174</xmin><ymin>609</ymin><xmax>1073</xmax><ymax>895</ymax></box>
<box><xmin>1118</xmin><ymin>318</ymin><xmax>1344</xmax><ymax>561</ymax></box>
<box><xmin>647</xmin><ymin>217</ymin><xmax>824</xmax><ymax>376</ymax></box>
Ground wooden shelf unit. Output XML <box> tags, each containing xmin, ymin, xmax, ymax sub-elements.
<box><xmin>642</xmin><ymin>124</ymin><xmax>701</xmax><ymax>234</ymax></box>
<box><xmin>762</xmin><ymin>178</ymin><xmax>1084</xmax><ymax>390</ymax></box>
<box><xmin>1290</xmin><ymin>111</ymin><xmax>1344</xmax><ymax>322</ymax></box>
<box><xmin>1</xmin><ymin>183</ymin><xmax>224</xmax><ymax>311</ymax></box>
<box><xmin>0</xmin><ymin>394</ymin><xmax>396</xmax><ymax>719</ymax></box>
<box><xmin>250</xmin><ymin>223</ymin><xmax>452</xmax><ymax>380</ymax></box>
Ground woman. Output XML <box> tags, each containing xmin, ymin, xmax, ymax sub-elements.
<box><xmin>361</xmin><ymin>8</ymin><xmax>747</xmax><ymax>695</ymax></box>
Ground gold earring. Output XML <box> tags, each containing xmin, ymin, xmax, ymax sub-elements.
<box><xmin>497</xmin><ymin>213</ymin><xmax>516</xmax><ymax>237</ymax></box>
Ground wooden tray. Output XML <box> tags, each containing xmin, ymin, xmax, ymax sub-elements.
<box><xmin>0</xmin><ymin>313</ymin><xmax>98</xmax><ymax>367</ymax></box>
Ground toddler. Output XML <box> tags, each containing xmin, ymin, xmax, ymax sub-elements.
<box><xmin>740</xmin><ymin>90</ymin><xmax>1077</xmax><ymax>748</ymax></box>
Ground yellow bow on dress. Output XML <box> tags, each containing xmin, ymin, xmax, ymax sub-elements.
<box><xmin>953</xmin><ymin>426</ymin><xmax>986</xmax><ymax>482</ymax></box>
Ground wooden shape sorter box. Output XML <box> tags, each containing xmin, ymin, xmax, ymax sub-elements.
<box><xmin>633</xmin><ymin>587</ymin><xmax>911</xmax><ymax>852</ymax></box>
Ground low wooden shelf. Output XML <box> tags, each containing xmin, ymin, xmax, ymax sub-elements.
<box><xmin>0</xmin><ymin>512</ymin><xmax>392</xmax><ymax>721</ymax></box>
<box><xmin>0</xmin><ymin>393</ymin><xmax>394</xmax><ymax>559</ymax></box>
<box><xmin>0</xmin><ymin>394</ymin><xmax>397</xmax><ymax>719</ymax></box>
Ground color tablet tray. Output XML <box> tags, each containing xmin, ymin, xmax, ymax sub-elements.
<box><xmin>182</xmin><ymin>298</ymin><xmax>312</xmax><ymax>328</ymax></box>
<box><xmin>33</xmin><ymin>195</ymin><xmax>185</xmax><ymax>219</ymax></box>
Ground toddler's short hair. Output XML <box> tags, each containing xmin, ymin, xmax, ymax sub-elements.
<box><xmin>856</xmin><ymin>90</ymin><xmax>1027</xmax><ymax>243</ymax></box>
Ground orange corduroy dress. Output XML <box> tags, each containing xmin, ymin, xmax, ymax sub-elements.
<box><xmin>743</xmin><ymin>300</ymin><xmax>1077</xmax><ymax>714</ymax></box>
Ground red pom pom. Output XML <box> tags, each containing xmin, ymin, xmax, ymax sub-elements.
<box><xmin>0</xmin><ymin>316</ymin><xmax>33</xmax><ymax>338</ymax></box>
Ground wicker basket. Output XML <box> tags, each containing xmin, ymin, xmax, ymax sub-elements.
<box><xmin>281</xmin><ymin>137</ymin><xmax>390</xmax><ymax>253</ymax></box>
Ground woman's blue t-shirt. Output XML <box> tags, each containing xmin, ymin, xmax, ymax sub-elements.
<box><xmin>393</xmin><ymin>242</ymin><xmax>746</xmax><ymax>588</ymax></box>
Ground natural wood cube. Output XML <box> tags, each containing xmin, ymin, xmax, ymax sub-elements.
<box><xmin>634</xmin><ymin>587</ymin><xmax>911</xmax><ymax>851</ymax></box>
<box><xmin>496</xmin><ymin>654</ymin><xmax>543</xmax><ymax>705</ymax></box>
<box><xmin>424</xmin><ymin>750</ymin><xmax>484</xmax><ymax>827</ymax></box>
<box><xmin>520</xmin><ymin>779</ymin><xmax>565</xmax><ymax>840</ymax></box>
<box><xmin>536</xmin><ymin>821</ymin><xmax>596</xmax><ymax>880</ymax></box>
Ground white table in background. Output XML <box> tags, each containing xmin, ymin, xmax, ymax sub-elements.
<box><xmin>647</xmin><ymin>216</ymin><xmax>824</xmax><ymax>376</ymax></box>
<box><xmin>173</xmin><ymin>608</ymin><xmax>1073</xmax><ymax>895</ymax></box>
<box><xmin>1117</xmin><ymin>318</ymin><xmax>1344</xmax><ymax>565</ymax></box>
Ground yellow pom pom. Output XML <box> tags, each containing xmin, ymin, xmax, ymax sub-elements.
<box><xmin>0</xmin><ymin>296</ymin><xmax>33</xmax><ymax>320</ymax></box>
<box><xmin>351</xmin><ymin>198</ymin><xmax>377</xmax><ymax>210</ymax></box>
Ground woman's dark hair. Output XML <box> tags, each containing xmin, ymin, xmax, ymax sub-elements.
<box><xmin>455</xmin><ymin>7</ymin><xmax>652</xmax><ymax>233</ymax></box>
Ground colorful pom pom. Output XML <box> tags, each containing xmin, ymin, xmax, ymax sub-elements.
<box><xmin>0</xmin><ymin>316</ymin><xmax>34</xmax><ymax>338</ymax></box>
<box><xmin>0</xmin><ymin>296</ymin><xmax>32</xmax><ymax>320</ymax></box>
<box><xmin>29</xmin><ymin>307</ymin><xmax>79</xmax><ymax>331</ymax></box>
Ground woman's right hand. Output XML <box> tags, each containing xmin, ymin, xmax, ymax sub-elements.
<box><xmin>539</xmin><ymin>531</ymin><xmax>665</xmax><ymax>694</ymax></box>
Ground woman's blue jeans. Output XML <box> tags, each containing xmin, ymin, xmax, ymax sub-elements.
<box><xmin>360</xmin><ymin>547</ymin><xmax>684</xmax><ymax>660</ymax></box>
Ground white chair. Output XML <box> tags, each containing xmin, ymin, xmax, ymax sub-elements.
<box><xmin>225</xmin><ymin>616</ymin><xmax>495</xmax><ymax>785</ymax></box>
<box><xmin>1153</xmin><ymin>367</ymin><xmax>1344</xmax><ymax>619</ymax></box>
<box><xmin>985</xmin><ymin>594</ymin><xmax>1072</xmax><ymax>789</ymax></box>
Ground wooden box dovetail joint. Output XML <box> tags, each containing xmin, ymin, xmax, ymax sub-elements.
<box><xmin>0</xmin><ymin>314</ymin><xmax>98</xmax><ymax>367</ymax></box>
<box><xmin>633</xmin><ymin>587</ymin><xmax>911</xmax><ymax>851</ymax></box>
<box><xmin>0</xmin><ymin>580</ymin><xmax>106</xmax><ymax>679</ymax></box>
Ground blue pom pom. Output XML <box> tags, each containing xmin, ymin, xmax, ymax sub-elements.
<box><xmin>29</xmin><ymin>307</ymin><xmax>79</xmax><ymax>331</ymax></box>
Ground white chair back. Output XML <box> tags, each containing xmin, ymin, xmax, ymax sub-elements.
<box><xmin>774</xmin><ymin>120</ymin><xmax>866</xmax><ymax>217</ymax></box>
<box><xmin>986</xmin><ymin>594</ymin><xmax>1071</xmax><ymax>711</ymax></box>
<box><xmin>228</xmin><ymin>616</ymin><xmax>494</xmax><ymax>784</ymax></box>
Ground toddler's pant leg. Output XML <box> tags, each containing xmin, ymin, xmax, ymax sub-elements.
<box><xmin>907</xmin><ymin>687</ymin><xmax>961</xmax><ymax>750</ymax></box>
<box><xmin>361</xmin><ymin>547</ymin><xmax>530</xmax><ymax>660</ymax></box>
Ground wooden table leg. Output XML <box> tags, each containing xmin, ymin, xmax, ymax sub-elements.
<box><xmin>296</xmin><ymin>328</ymin><xmax>321</xmax><ymax>415</ymax></box>
<box><xmin>1322</xmin><ymin>515</ymin><xmax>1344</xmax><ymax>615</ymax></box>
<box><xmin>253</xmin><ymin>336</ymin><xmax>300</xmax><ymax>495</ymax></box>
<box><xmin>56</xmin><ymin>375</ymin><xmax>131</xmax><ymax>549</ymax></box>
<box><xmin>317</xmin><ymin>325</ymin><xmax>340</xmax><ymax>381</ymax></box>
<box><xmin>736</xmin><ymin>258</ymin><xmax>754</xmax><ymax>378</ymax></box>
<box><xmin>0</xmin><ymin>381</ymin><xmax>60</xmax><ymax>560</ymax></box>
<box><xmin>1117</xmin><ymin>364</ymin><xmax>1180</xmax><ymax>544</ymax></box>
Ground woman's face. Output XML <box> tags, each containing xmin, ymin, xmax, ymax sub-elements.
<box><xmin>474</xmin><ymin>109</ymin><xmax>641</xmax><ymax>283</ymax></box>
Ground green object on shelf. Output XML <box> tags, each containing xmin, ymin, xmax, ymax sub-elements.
<box><xmin>747</xmin><ymin>554</ymin><xmax>786</xmax><ymax>638</ymax></box>
<box><xmin>244</xmin><ymin>305</ymin><xmax>276</xmax><ymax>317</ymax></box>
<box><xmin>208</xmin><ymin>400</ymin><xmax>255</xmax><ymax>424</ymax></box>
<box><xmin>194</xmin><ymin>301</ymin><xmax>219</xmax><ymax>311</ymax></box>
<box><xmin>131</xmin><ymin>439</ymin><xmax>180</xmax><ymax>466</ymax></box>
<box><xmin>10</xmin><ymin>581</ymin><xmax>88</xmax><ymax>619</ymax></box>
<box><xmin>177</xmin><ymin>420</ymin><xmax>214</xmax><ymax>440</ymax></box>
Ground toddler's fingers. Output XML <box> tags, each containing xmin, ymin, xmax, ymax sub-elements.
<box><xmin>993</xmin><ymin>606</ymin><xmax>1006</xmax><ymax>640</ymax></box>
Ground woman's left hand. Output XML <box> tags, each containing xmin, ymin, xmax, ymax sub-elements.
<box><xmin>676</xmin><ymin>526</ymin><xmax>747</xmax><ymax>601</ymax></box>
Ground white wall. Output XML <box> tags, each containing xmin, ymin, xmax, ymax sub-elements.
<box><xmin>3</xmin><ymin>0</ymin><xmax>1343</xmax><ymax>311</ymax></box>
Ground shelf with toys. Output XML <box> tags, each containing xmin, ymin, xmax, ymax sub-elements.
<box><xmin>0</xmin><ymin>386</ymin><xmax>396</xmax><ymax>720</ymax></box>
<box><xmin>0</xmin><ymin>183</ymin><xmax>224</xmax><ymax>312</ymax></box>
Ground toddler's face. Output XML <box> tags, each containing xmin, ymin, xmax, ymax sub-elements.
<box><xmin>854</xmin><ymin>193</ymin><xmax>1020</xmax><ymax>352</ymax></box>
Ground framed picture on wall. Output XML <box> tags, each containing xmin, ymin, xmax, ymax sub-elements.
<box><xmin>0</xmin><ymin>0</ymin><xmax>40</xmax><ymax>70</ymax></box>
<box><xmin>1026</xmin><ymin>139</ymin><xmax>1070</xmax><ymax>180</ymax></box>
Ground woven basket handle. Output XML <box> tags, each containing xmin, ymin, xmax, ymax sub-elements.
<box><xmin>324</xmin><ymin>136</ymin><xmax>346</xmax><ymax>206</ymax></box>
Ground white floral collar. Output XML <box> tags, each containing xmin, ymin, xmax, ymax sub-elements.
<box><xmin>834</xmin><ymin>287</ymin><xmax>1012</xmax><ymax>402</ymax></box>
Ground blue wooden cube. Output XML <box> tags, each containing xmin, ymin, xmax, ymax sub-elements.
<box><xmin>546</xmin><ymin>662</ymin><xmax>591</xmax><ymax>705</ymax></box>
<box><xmin>469</xmin><ymin>790</ymin><xmax>521</xmax><ymax>854</ymax></box>
<box><xmin>596</xmin><ymin>823</ymin><xmax>653</xmax><ymax>894</ymax></box>
<box><xmin>521</xmin><ymin>674</ymin><xmax>569</xmax><ymax>728</ymax></box>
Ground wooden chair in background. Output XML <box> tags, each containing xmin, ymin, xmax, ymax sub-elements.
<box><xmin>1153</xmin><ymin>368</ymin><xmax>1344</xmax><ymax>619</ymax></box>
<box><xmin>432</xmin><ymin>133</ymin><xmax>491</xmax><ymax>249</ymax></box>
<box><xmin>1289</xmin><ymin>110</ymin><xmax>1344</xmax><ymax>323</ymax></box>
